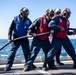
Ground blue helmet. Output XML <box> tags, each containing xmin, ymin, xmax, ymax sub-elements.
<box><xmin>20</xmin><ymin>7</ymin><xmax>29</xmax><ymax>15</ymax></box>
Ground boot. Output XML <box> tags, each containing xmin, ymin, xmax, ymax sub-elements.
<box><xmin>32</xmin><ymin>64</ymin><xmax>36</xmax><ymax>68</ymax></box>
<box><xmin>73</xmin><ymin>60</ymin><xmax>76</xmax><ymax>69</ymax></box>
<box><xmin>42</xmin><ymin>62</ymin><xmax>48</xmax><ymax>71</ymax></box>
<box><xmin>4</xmin><ymin>67</ymin><xmax>11</xmax><ymax>71</ymax></box>
<box><xmin>48</xmin><ymin>61</ymin><xmax>58</xmax><ymax>70</ymax></box>
<box><xmin>24</xmin><ymin>66</ymin><xmax>31</xmax><ymax>71</ymax></box>
<box><xmin>57</xmin><ymin>62</ymin><xmax>64</xmax><ymax>65</ymax></box>
<box><xmin>73</xmin><ymin>61</ymin><xmax>76</xmax><ymax>68</ymax></box>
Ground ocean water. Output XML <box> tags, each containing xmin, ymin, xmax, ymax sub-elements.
<box><xmin>0</xmin><ymin>39</ymin><xmax>76</xmax><ymax>60</ymax></box>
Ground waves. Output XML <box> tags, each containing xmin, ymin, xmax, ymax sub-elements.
<box><xmin>0</xmin><ymin>39</ymin><xmax>76</xmax><ymax>60</ymax></box>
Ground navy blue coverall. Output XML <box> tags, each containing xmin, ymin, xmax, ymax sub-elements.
<box><xmin>6</xmin><ymin>15</ymin><xmax>32</xmax><ymax>68</ymax></box>
<box><xmin>47</xmin><ymin>16</ymin><xmax>76</xmax><ymax>67</ymax></box>
<box><xmin>25</xmin><ymin>17</ymin><xmax>55</xmax><ymax>70</ymax></box>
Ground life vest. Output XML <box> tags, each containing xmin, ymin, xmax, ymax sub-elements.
<box><xmin>36</xmin><ymin>17</ymin><xmax>50</xmax><ymax>40</ymax></box>
<box><xmin>54</xmin><ymin>16</ymin><xmax>70</xmax><ymax>39</ymax></box>
<box><xmin>14</xmin><ymin>16</ymin><xmax>31</xmax><ymax>37</ymax></box>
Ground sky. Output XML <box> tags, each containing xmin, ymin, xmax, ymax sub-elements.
<box><xmin>0</xmin><ymin>0</ymin><xmax>76</xmax><ymax>39</ymax></box>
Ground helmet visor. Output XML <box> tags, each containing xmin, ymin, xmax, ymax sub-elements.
<box><xmin>50</xmin><ymin>13</ymin><xmax>54</xmax><ymax>17</ymax></box>
<box><xmin>22</xmin><ymin>8</ymin><xmax>29</xmax><ymax>15</ymax></box>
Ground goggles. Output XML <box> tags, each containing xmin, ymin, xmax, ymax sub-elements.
<box><xmin>47</xmin><ymin>13</ymin><xmax>54</xmax><ymax>17</ymax></box>
<box><xmin>63</xmin><ymin>12</ymin><xmax>71</xmax><ymax>16</ymax></box>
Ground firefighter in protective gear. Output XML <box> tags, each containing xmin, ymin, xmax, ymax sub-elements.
<box><xmin>53</xmin><ymin>8</ymin><xmax>64</xmax><ymax>65</ymax></box>
<box><xmin>24</xmin><ymin>8</ymin><xmax>57</xmax><ymax>71</ymax></box>
<box><xmin>47</xmin><ymin>8</ymin><xmax>76</xmax><ymax>69</ymax></box>
<box><xmin>4</xmin><ymin>7</ymin><xmax>33</xmax><ymax>71</ymax></box>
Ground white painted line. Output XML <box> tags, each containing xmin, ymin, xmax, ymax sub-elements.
<box><xmin>0</xmin><ymin>63</ymin><xmax>43</xmax><ymax>67</ymax></box>
<box><xmin>9</xmin><ymin>73</ymin><xmax>20</xmax><ymax>75</ymax></box>
<box><xmin>35</xmin><ymin>68</ymin><xmax>52</xmax><ymax>75</ymax></box>
<box><xmin>62</xmin><ymin>60</ymin><xmax>73</xmax><ymax>63</ymax></box>
<box><xmin>0</xmin><ymin>60</ymin><xmax>73</xmax><ymax>67</ymax></box>
<box><xmin>0</xmin><ymin>64</ymin><xmax>24</xmax><ymax>67</ymax></box>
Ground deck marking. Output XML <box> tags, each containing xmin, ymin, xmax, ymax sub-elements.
<box><xmin>35</xmin><ymin>68</ymin><xmax>52</xmax><ymax>75</ymax></box>
<box><xmin>0</xmin><ymin>60</ymin><xmax>73</xmax><ymax>67</ymax></box>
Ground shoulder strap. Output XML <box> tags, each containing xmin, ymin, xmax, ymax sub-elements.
<box><xmin>39</xmin><ymin>17</ymin><xmax>44</xmax><ymax>33</ymax></box>
<box><xmin>14</xmin><ymin>16</ymin><xmax>20</xmax><ymax>24</ymax></box>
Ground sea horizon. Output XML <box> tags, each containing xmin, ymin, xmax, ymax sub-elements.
<box><xmin>0</xmin><ymin>39</ymin><xmax>76</xmax><ymax>61</ymax></box>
